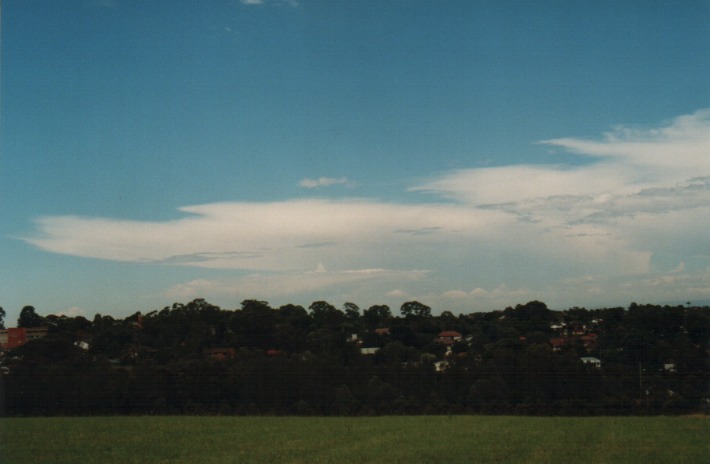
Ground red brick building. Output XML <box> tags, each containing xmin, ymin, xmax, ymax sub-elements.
<box><xmin>0</xmin><ymin>327</ymin><xmax>48</xmax><ymax>350</ymax></box>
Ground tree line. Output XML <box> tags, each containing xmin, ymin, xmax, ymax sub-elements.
<box><xmin>1</xmin><ymin>299</ymin><xmax>708</xmax><ymax>416</ymax></box>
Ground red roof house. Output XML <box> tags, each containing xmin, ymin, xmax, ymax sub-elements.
<box><xmin>435</xmin><ymin>331</ymin><xmax>463</xmax><ymax>345</ymax></box>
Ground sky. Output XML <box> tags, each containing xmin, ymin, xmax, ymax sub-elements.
<box><xmin>2</xmin><ymin>0</ymin><xmax>710</xmax><ymax>323</ymax></box>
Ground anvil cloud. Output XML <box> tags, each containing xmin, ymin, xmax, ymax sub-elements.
<box><xmin>23</xmin><ymin>110</ymin><xmax>710</xmax><ymax>310</ymax></box>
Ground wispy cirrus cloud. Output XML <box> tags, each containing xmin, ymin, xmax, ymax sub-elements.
<box><xmin>239</xmin><ymin>0</ymin><xmax>299</xmax><ymax>6</ymax></box>
<box><xmin>22</xmin><ymin>109</ymin><xmax>710</xmax><ymax>310</ymax></box>
<box><xmin>298</xmin><ymin>176</ymin><xmax>352</xmax><ymax>189</ymax></box>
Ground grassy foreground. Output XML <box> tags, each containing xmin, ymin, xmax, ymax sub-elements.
<box><xmin>1</xmin><ymin>415</ymin><xmax>709</xmax><ymax>464</ymax></box>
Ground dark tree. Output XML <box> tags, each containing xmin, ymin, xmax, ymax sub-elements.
<box><xmin>343</xmin><ymin>302</ymin><xmax>361</xmax><ymax>319</ymax></box>
<box><xmin>278</xmin><ymin>303</ymin><xmax>310</xmax><ymax>328</ymax></box>
<box><xmin>231</xmin><ymin>301</ymin><xmax>277</xmax><ymax>349</ymax></box>
<box><xmin>400</xmin><ymin>301</ymin><xmax>431</xmax><ymax>318</ymax></box>
<box><xmin>309</xmin><ymin>300</ymin><xmax>337</xmax><ymax>317</ymax></box>
<box><xmin>363</xmin><ymin>305</ymin><xmax>392</xmax><ymax>329</ymax></box>
<box><xmin>0</xmin><ymin>306</ymin><xmax>5</xmax><ymax>329</ymax></box>
<box><xmin>309</xmin><ymin>301</ymin><xmax>345</xmax><ymax>327</ymax></box>
<box><xmin>18</xmin><ymin>305</ymin><xmax>43</xmax><ymax>328</ymax></box>
<box><xmin>241</xmin><ymin>299</ymin><xmax>272</xmax><ymax>312</ymax></box>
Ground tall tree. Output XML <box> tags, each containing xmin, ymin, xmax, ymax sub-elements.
<box><xmin>18</xmin><ymin>306</ymin><xmax>43</xmax><ymax>328</ymax></box>
<box><xmin>309</xmin><ymin>301</ymin><xmax>344</xmax><ymax>327</ymax></box>
<box><xmin>363</xmin><ymin>305</ymin><xmax>392</xmax><ymax>328</ymax></box>
<box><xmin>400</xmin><ymin>301</ymin><xmax>431</xmax><ymax>318</ymax></box>
<box><xmin>241</xmin><ymin>299</ymin><xmax>272</xmax><ymax>312</ymax></box>
<box><xmin>231</xmin><ymin>300</ymin><xmax>277</xmax><ymax>349</ymax></box>
<box><xmin>0</xmin><ymin>306</ymin><xmax>5</xmax><ymax>329</ymax></box>
<box><xmin>343</xmin><ymin>302</ymin><xmax>361</xmax><ymax>320</ymax></box>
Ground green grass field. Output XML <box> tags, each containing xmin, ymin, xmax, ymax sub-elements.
<box><xmin>1</xmin><ymin>415</ymin><xmax>708</xmax><ymax>463</ymax></box>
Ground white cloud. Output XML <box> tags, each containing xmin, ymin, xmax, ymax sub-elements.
<box><xmin>24</xmin><ymin>199</ymin><xmax>511</xmax><ymax>271</ymax></box>
<box><xmin>23</xmin><ymin>109</ymin><xmax>710</xmax><ymax>311</ymax></box>
<box><xmin>412</xmin><ymin>110</ymin><xmax>710</xmax><ymax>271</ymax></box>
<box><xmin>55</xmin><ymin>306</ymin><xmax>87</xmax><ymax>318</ymax></box>
<box><xmin>165</xmin><ymin>268</ymin><xmax>428</xmax><ymax>303</ymax></box>
<box><xmin>411</xmin><ymin>164</ymin><xmax>632</xmax><ymax>205</ymax></box>
<box><xmin>436</xmin><ymin>285</ymin><xmax>537</xmax><ymax>310</ymax></box>
<box><xmin>299</xmin><ymin>177</ymin><xmax>351</xmax><ymax>189</ymax></box>
<box><xmin>557</xmin><ymin>268</ymin><xmax>710</xmax><ymax>307</ymax></box>
<box><xmin>542</xmin><ymin>110</ymin><xmax>710</xmax><ymax>173</ymax></box>
<box><xmin>418</xmin><ymin>109</ymin><xmax>710</xmax><ymax>206</ymax></box>
<box><xmin>385</xmin><ymin>289</ymin><xmax>408</xmax><ymax>299</ymax></box>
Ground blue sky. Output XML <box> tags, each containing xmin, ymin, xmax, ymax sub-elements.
<box><xmin>2</xmin><ymin>0</ymin><xmax>710</xmax><ymax>323</ymax></box>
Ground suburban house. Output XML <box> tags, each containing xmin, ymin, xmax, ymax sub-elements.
<box><xmin>569</xmin><ymin>322</ymin><xmax>586</xmax><ymax>336</ymax></box>
<box><xmin>0</xmin><ymin>327</ymin><xmax>49</xmax><ymax>350</ymax></box>
<box><xmin>74</xmin><ymin>340</ymin><xmax>90</xmax><ymax>351</ymax></box>
<box><xmin>579</xmin><ymin>334</ymin><xmax>599</xmax><ymax>352</ymax></box>
<box><xmin>550</xmin><ymin>322</ymin><xmax>566</xmax><ymax>332</ymax></box>
<box><xmin>435</xmin><ymin>330</ymin><xmax>462</xmax><ymax>345</ymax></box>
<box><xmin>348</xmin><ymin>328</ymin><xmax>389</xmax><ymax>349</ymax></box>
<box><xmin>580</xmin><ymin>356</ymin><xmax>602</xmax><ymax>367</ymax></box>
<box><xmin>549</xmin><ymin>337</ymin><xmax>567</xmax><ymax>351</ymax></box>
